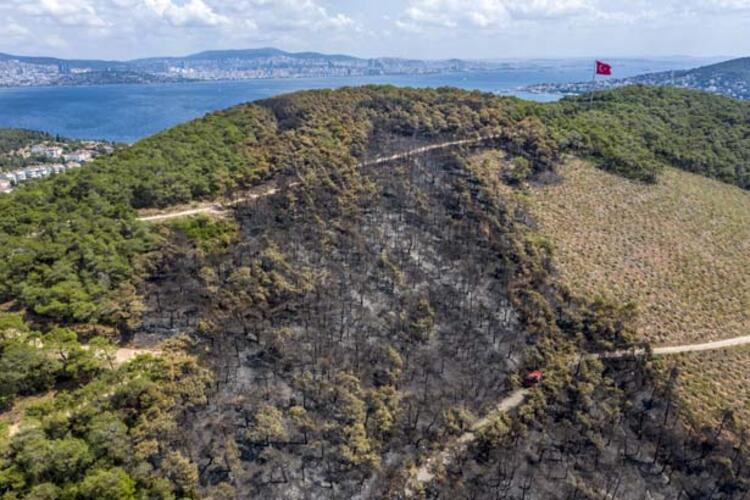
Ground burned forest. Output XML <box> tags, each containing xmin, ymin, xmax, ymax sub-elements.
<box><xmin>1</xmin><ymin>87</ymin><xmax>748</xmax><ymax>498</ymax></box>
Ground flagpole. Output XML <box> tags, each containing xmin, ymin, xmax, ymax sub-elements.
<box><xmin>590</xmin><ymin>61</ymin><xmax>596</xmax><ymax>107</ymax></box>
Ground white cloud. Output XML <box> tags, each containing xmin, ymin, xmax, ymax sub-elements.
<box><xmin>706</xmin><ymin>0</ymin><xmax>750</xmax><ymax>7</ymax></box>
<box><xmin>698</xmin><ymin>0</ymin><xmax>750</xmax><ymax>11</ymax></box>
<box><xmin>398</xmin><ymin>0</ymin><xmax>750</xmax><ymax>33</ymax></box>
<box><xmin>15</xmin><ymin>0</ymin><xmax>109</xmax><ymax>27</ymax></box>
<box><xmin>404</xmin><ymin>4</ymin><xmax>460</xmax><ymax>28</ymax></box>
<box><xmin>0</xmin><ymin>0</ymin><xmax>362</xmax><ymax>58</ymax></box>
<box><xmin>0</xmin><ymin>0</ymin><xmax>748</xmax><ymax>59</ymax></box>
<box><xmin>510</xmin><ymin>0</ymin><xmax>590</xmax><ymax>19</ymax></box>
<box><xmin>223</xmin><ymin>0</ymin><xmax>355</xmax><ymax>32</ymax></box>
<box><xmin>399</xmin><ymin>0</ymin><xmax>593</xmax><ymax>31</ymax></box>
<box><xmin>328</xmin><ymin>13</ymin><xmax>356</xmax><ymax>29</ymax></box>
<box><xmin>0</xmin><ymin>0</ymin><xmax>354</xmax><ymax>33</ymax></box>
<box><xmin>143</xmin><ymin>0</ymin><xmax>229</xmax><ymax>27</ymax></box>
<box><xmin>0</xmin><ymin>20</ymin><xmax>30</xmax><ymax>38</ymax></box>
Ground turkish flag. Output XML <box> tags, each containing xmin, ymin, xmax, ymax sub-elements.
<box><xmin>596</xmin><ymin>60</ymin><xmax>612</xmax><ymax>76</ymax></box>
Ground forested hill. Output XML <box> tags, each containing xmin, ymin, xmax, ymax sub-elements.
<box><xmin>0</xmin><ymin>87</ymin><xmax>750</xmax><ymax>328</ymax></box>
<box><xmin>686</xmin><ymin>56</ymin><xmax>750</xmax><ymax>80</ymax></box>
<box><xmin>0</xmin><ymin>128</ymin><xmax>53</xmax><ymax>155</ymax></box>
<box><xmin>1</xmin><ymin>85</ymin><xmax>748</xmax><ymax>326</ymax></box>
<box><xmin>548</xmin><ymin>86</ymin><xmax>750</xmax><ymax>188</ymax></box>
<box><xmin>0</xmin><ymin>85</ymin><xmax>749</xmax><ymax>498</ymax></box>
<box><xmin>1</xmin><ymin>85</ymin><xmax>545</xmax><ymax>323</ymax></box>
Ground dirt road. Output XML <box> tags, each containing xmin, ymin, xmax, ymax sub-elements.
<box><xmin>138</xmin><ymin>206</ymin><xmax>225</xmax><ymax>222</ymax></box>
<box><xmin>587</xmin><ymin>334</ymin><xmax>750</xmax><ymax>362</ymax></box>
<box><xmin>114</xmin><ymin>347</ymin><xmax>160</xmax><ymax>365</ymax></box>
<box><xmin>652</xmin><ymin>335</ymin><xmax>750</xmax><ymax>354</ymax></box>
<box><xmin>137</xmin><ymin>136</ymin><xmax>494</xmax><ymax>222</ymax></box>
<box><xmin>364</xmin><ymin>136</ymin><xmax>496</xmax><ymax>167</ymax></box>
<box><xmin>406</xmin><ymin>334</ymin><xmax>750</xmax><ymax>495</ymax></box>
<box><xmin>406</xmin><ymin>388</ymin><xmax>529</xmax><ymax>494</ymax></box>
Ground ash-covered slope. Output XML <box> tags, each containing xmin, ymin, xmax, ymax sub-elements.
<box><xmin>137</xmin><ymin>90</ymin><xmax>749</xmax><ymax>498</ymax></box>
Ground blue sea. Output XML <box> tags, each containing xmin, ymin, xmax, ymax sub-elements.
<box><xmin>0</xmin><ymin>58</ymin><xmax>708</xmax><ymax>143</ymax></box>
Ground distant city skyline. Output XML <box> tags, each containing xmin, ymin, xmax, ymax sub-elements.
<box><xmin>1</xmin><ymin>0</ymin><xmax>749</xmax><ymax>60</ymax></box>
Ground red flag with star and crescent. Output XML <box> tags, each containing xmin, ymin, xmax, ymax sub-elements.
<box><xmin>596</xmin><ymin>60</ymin><xmax>612</xmax><ymax>75</ymax></box>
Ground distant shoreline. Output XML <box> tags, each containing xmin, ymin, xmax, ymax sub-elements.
<box><xmin>0</xmin><ymin>61</ymin><xmax>695</xmax><ymax>143</ymax></box>
<box><xmin>0</xmin><ymin>70</ymin><xmax>509</xmax><ymax>92</ymax></box>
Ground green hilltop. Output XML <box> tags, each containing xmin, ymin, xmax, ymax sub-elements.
<box><xmin>2</xmin><ymin>85</ymin><xmax>747</xmax><ymax>326</ymax></box>
<box><xmin>547</xmin><ymin>85</ymin><xmax>750</xmax><ymax>187</ymax></box>
<box><xmin>0</xmin><ymin>129</ymin><xmax>54</xmax><ymax>156</ymax></box>
<box><xmin>690</xmin><ymin>56</ymin><xmax>750</xmax><ymax>80</ymax></box>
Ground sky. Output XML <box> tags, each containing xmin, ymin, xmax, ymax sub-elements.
<box><xmin>0</xmin><ymin>0</ymin><xmax>749</xmax><ymax>60</ymax></box>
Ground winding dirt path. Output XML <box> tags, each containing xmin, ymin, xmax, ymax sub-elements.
<box><xmin>363</xmin><ymin>136</ymin><xmax>496</xmax><ymax>168</ymax></box>
<box><xmin>405</xmin><ymin>334</ymin><xmax>750</xmax><ymax>495</ymax></box>
<box><xmin>138</xmin><ymin>206</ymin><xmax>225</xmax><ymax>222</ymax></box>
<box><xmin>404</xmin><ymin>389</ymin><xmax>529</xmax><ymax>496</ymax></box>
<box><xmin>113</xmin><ymin>347</ymin><xmax>160</xmax><ymax>365</ymax></box>
<box><xmin>5</xmin><ymin>348</ymin><xmax>158</xmax><ymax>438</ymax></box>
<box><xmin>137</xmin><ymin>187</ymin><xmax>282</xmax><ymax>222</ymax></box>
<box><xmin>586</xmin><ymin>335</ymin><xmax>750</xmax><ymax>361</ymax></box>
<box><xmin>653</xmin><ymin>335</ymin><xmax>750</xmax><ymax>354</ymax></box>
<box><xmin>136</xmin><ymin>136</ymin><xmax>496</xmax><ymax>222</ymax></box>
<box><xmin>78</xmin><ymin>344</ymin><xmax>160</xmax><ymax>367</ymax></box>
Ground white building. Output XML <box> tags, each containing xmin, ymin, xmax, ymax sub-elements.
<box><xmin>0</xmin><ymin>180</ymin><xmax>11</xmax><ymax>193</ymax></box>
<box><xmin>31</xmin><ymin>145</ymin><xmax>64</xmax><ymax>159</ymax></box>
<box><xmin>27</xmin><ymin>167</ymin><xmax>46</xmax><ymax>179</ymax></box>
<box><xmin>63</xmin><ymin>150</ymin><xmax>93</xmax><ymax>163</ymax></box>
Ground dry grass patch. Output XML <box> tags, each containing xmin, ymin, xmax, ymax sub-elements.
<box><xmin>468</xmin><ymin>150</ymin><xmax>750</xmax><ymax>436</ymax></box>
<box><xmin>658</xmin><ymin>346</ymin><xmax>750</xmax><ymax>434</ymax></box>
<box><xmin>525</xmin><ymin>159</ymin><xmax>750</xmax><ymax>346</ymax></box>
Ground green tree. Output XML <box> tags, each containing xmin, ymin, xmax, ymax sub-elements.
<box><xmin>86</xmin><ymin>413</ymin><xmax>132</xmax><ymax>462</ymax></box>
<box><xmin>78</xmin><ymin>467</ymin><xmax>136</xmax><ymax>500</ymax></box>
<box><xmin>15</xmin><ymin>434</ymin><xmax>94</xmax><ymax>484</ymax></box>
<box><xmin>0</xmin><ymin>341</ymin><xmax>59</xmax><ymax>408</ymax></box>
<box><xmin>26</xmin><ymin>482</ymin><xmax>61</xmax><ymax>500</ymax></box>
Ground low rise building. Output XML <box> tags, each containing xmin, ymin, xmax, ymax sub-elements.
<box><xmin>2</xmin><ymin>153</ymin><xmax>92</xmax><ymax>189</ymax></box>
<box><xmin>31</xmin><ymin>145</ymin><xmax>64</xmax><ymax>159</ymax></box>
<box><xmin>26</xmin><ymin>167</ymin><xmax>49</xmax><ymax>179</ymax></box>
<box><xmin>63</xmin><ymin>150</ymin><xmax>93</xmax><ymax>163</ymax></box>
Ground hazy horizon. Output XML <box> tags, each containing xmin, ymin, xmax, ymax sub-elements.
<box><xmin>1</xmin><ymin>1</ymin><xmax>749</xmax><ymax>61</ymax></box>
<box><xmin>0</xmin><ymin>47</ymin><xmax>731</xmax><ymax>64</ymax></box>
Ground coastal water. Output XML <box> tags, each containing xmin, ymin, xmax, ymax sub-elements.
<box><xmin>0</xmin><ymin>58</ymin><xmax>705</xmax><ymax>143</ymax></box>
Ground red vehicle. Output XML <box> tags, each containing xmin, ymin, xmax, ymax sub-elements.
<box><xmin>524</xmin><ymin>370</ymin><xmax>543</xmax><ymax>387</ymax></box>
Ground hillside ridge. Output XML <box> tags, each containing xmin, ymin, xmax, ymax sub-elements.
<box><xmin>0</xmin><ymin>85</ymin><xmax>748</xmax><ymax>498</ymax></box>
